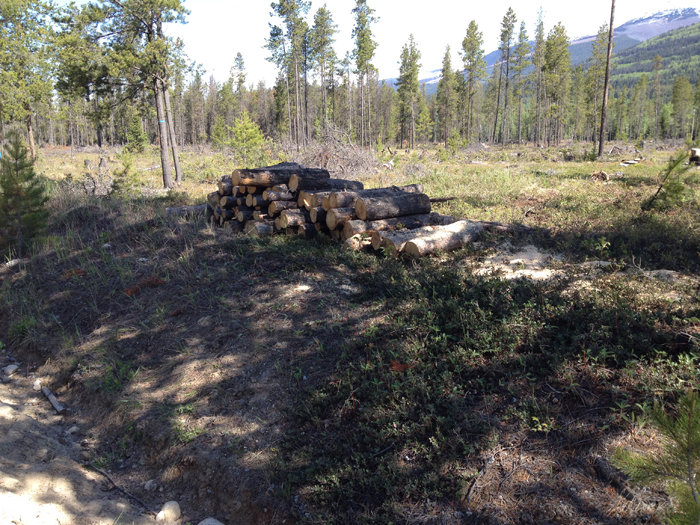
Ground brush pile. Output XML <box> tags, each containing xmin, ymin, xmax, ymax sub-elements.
<box><xmin>180</xmin><ymin>163</ymin><xmax>482</xmax><ymax>258</ymax></box>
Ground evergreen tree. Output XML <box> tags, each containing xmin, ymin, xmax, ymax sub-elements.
<box><xmin>614</xmin><ymin>390</ymin><xmax>700</xmax><ymax>525</ymax></box>
<box><xmin>233</xmin><ymin>52</ymin><xmax>247</xmax><ymax>116</ymax></box>
<box><xmin>544</xmin><ymin>22</ymin><xmax>571</xmax><ymax>145</ymax></box>
<box><xmin>495</xmin><ymin>7</ymin><xmax>517</xmax><ymax>144</ymax></box>
<box><xmin>461</xmin><ymin>21</ymin><xmax>486</xmax><ymax>143</ymax></box>
<box><xmin>395</xmin><ymin>35</ymin><xmax>421</xmax><ymax>149</ymax></box>
<box><xmin>124</xmin><ymin>111</ymin><xmax>147</xmax><ymax>153</ymax></box>
<box><xmin>352</xmin><ymin>0</ymin><xmax>377</xmax><ymax>148</ymax></box>
<box><xmin>532</xmin><ymin>9</ymin><xmax>546</xmax><ymax>144</ymax></box>
<box><xmin>227</xmin><ymin>110</ymin><xmax>266</xmax><ymax>167</ymax></box>
<box><xmin>310</xmin><ymin>5</ymin><xmax>338</xmax><ymax>129</ymax></box>
<box><xmin>512</xmin><ymin>21</ymin><xmax>530</xmax><ymax>143</ymax></box>
<box><xmin>0</xmin><ymin>132</ymin><xmax>48</xmax><ymax>258</ymax></box>
<box><xmin>0</xmin><ymin>0</ymin><xmax>55</xmax><ymax>157</ymax></box>
<box><xmin>671</xmin><ymin>76</ymin><xmax>693</xmax><ymax>138</ymax></box>
<box><xmin>653</xmin><ymin>55</ymin><xmax>663</xmax><ymax>140</ymax></box>
<box><xmin>436</xmin><ymin>46</ymin><xmax>457</xmax><ymax>148</ymax></box>
<box><xmin>586</xmin><ymin>24</ymin><xmax>609</xmax><ymax>148</ymax></box>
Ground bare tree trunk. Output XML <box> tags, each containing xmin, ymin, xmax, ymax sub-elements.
<box><xmin>25</xmin><ymin>105</ymin><xmax>36</xmax><ymax>159</ymax></box>
<box><xmin>154</xmin><ymin>78</ymin><xmax>174</xmax><ymax>188</ymax></box>
<box><xmin>492</xmin><ymin>62</ymin><xmax>503</xmax><ymax>143</ymax></box>
<box><xmin>162</xmin><ymin>78</ymin><xmax>182</xmax><ymax>185</ymax></box>
<box><xmin>598</xmin><ymin>0</ymin><xmax>616</xmax><ymax>158</ymax></box>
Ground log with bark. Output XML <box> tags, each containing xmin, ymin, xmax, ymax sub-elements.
<box><xmin>274</xmin><ymin>217</ymin><xmax>282</xmax><ymax>231</ymax></box>
<box><xmin>253</xmin><ymin>211</ymin><xmax>269</xmax><ymax>221</ymax></box>
<box><xmin>246</xmin><ymin>195</ymin><xmax>270</xmax><ymax>208</ymax></box>
<box><xmin>244</xmin><ymin>221</ymin><xmax>275</xmax><ymax>236</ymax></box>
<box><xmin>205</xmin><ymin>204</ymin><xmax>214</xmax><ymax>225</ymax></box>
<box><xmin>403</xmin><ymin>220</ymin><xmax>483</xmax><ymax>258</ymax></box>
<box><xmin>268</xmin><ymin>200</ymin><xmax>299</xmax><ymax>216</ymax></box>
<box><xmin>271</xmin><ymin>184</ymin><xmax>289</xmax><ymax>192</ymax></box>
<box><xmin>207</xmin><ymin>191</ymin><xmax>221</xmax><ymax>207</ymax></box>
<box><xmin>237</xmin><ymin>210</ymin><xmax>255</xmax><ymax>222</ymax></box>
<box><xmin>224</xmin><ymin>220</ymin><xmax>244</xmax><ymax>234</ymax></box>
<box><xmin>263</xmin><ymin>189</ymin><xmax>295</xmax><ymax>201</ymax></box>
<box><xmin>288</xmin><ymin>175</ymin><xmax>362</xmax><ymax>193</ymax></box>
<box><xmin>220</xmin><ymin>196</ymin><xmax>238</xmax><ymax>210</ymax></box>
<box><xmin>281</xmin><ymin>209</ymin><xmax>311</xmax><ymax>229</ymax></box>
<box><xmin>326</xmin><ymin>184</ymin><xmax>424</xmax><ymax>210</ymax></box>
<box><xmin>326</xmin><ymin>207</ymin><xmax>357</xmax><ymax>230</ymax></box>
<box><xmin>232</xmin><ymin>167</ymin><xmax>329</xmax><ymax>187</ymax></box>
<box><xmin>371</xmin><ymin>225</ymin><xmax>438</xmax><ymax>254</ymax></box>
<box><xmin>309</xmin><ymin>206</ymin><xmax>327</xmax><ymax>225</ymax></box>
<box><xmin>166</xmin><ymin>204</ymin><xmax>207</xmax><ymax>218</ymax></box>
<box><xmin>218</xmin><ymin>180</ymin><xmax>234</xmax><ymax>196</ymax></box>
<box><xmin>342</xmin><ymin>213</ymin><xmax>458</xmax><ymax>241</ymax></box>
<box><xmin>219</xmin><ymin>209</ymin><xmax>236</xmax><ymax>224</ymax></box>
<box><xmin>297</xmin><ymin>224</ymin><xmax>317</xmax><ymax>239</ymax></box>
<box><xmin>356</xmin><ymin>193</ymin><xmax>431</xmax><ymax>221</ymax></box>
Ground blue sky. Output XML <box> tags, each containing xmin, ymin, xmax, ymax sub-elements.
<box><xmin>56</xmin><ymin>0</ymin><xmax>694</xmax><ymax>85</ymax></box>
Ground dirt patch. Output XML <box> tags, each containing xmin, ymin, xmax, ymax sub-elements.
<box><xmin>473</xmin><ymin>242</ymin><xmax>565</xmax><ymax>280</ymax></box>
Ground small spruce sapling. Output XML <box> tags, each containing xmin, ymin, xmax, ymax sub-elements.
<box><xmin>0</xmin><ymin>132</ymin><xmax>49</xmax><ymax>258</ymax></box>
<box><xmin>613</xmin><ymin>390</ymin><xmax>700</xmax><ymax>524</ymax></box>
<box><xmin>642</xmin><ymin>145</ymin><xmax>697</xmax><ymax>211</ymax></box>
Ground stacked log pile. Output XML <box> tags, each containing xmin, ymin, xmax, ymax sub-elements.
<box><xmin>191</xmin><ymin>162</ymin><xmax>482</xmax><ymax>258</ymax></box>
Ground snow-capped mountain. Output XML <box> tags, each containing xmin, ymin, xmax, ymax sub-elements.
<box><xmin>407</xmin><ymin>7</ymin><xmax>700</xmax><ymax>95</ymax></box>
<box><xmin>570</xmin><ymin>7</ymin><xmax>699</xmax><ymax>45</ymax></box>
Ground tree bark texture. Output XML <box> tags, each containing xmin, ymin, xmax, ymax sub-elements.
<box><xmin>328</xmin><ymin>184</ymin><xmax>424</xmax><ymax>210</ymax></box>
<box><xmin>355</xmin><ymin>193</ymin><xmax>431</xmax><ymax>221</ymax></box>
<box><xmin>403</xmin><ymin>220</ymin><xmax>483</xmax><ymax>258</ymax></box>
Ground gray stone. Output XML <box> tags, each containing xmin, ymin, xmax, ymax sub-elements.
<box><xmin>144</xmin><ymin>479</ymin><xmax>157</xmax><ymax>491</ymax></box>
<box><xmin>67</xmin><ymin>426</ymin><xmax>80</xmax><ymax>435</ymax></box>
<box><xmin>2</xmin><ymin>376</ymin><xmax>11</xmax><ymax>383</ymax></box>
<box><xmin>197</xmin><ymin>519</ymin><xmax>225</xmax><ymax>525</ymax></box>
<box><xmin>156</xmin><ymin>501</ymin><xmax>181</xmax><ymax>523</ymax></box>
<box><xmin>3</xmin><ymin>364</ymin><xmax>19</xmax><ymax>377</ymax></box>
<box><xmin>33</xmin><ymin>379</ymin><xmax>42</xmax><ymax>391</ymax></box>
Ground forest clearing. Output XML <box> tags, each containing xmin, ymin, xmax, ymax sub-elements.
<box><xmin>1</xmin><ymin>140</ymin><xmax>699</xmax><ymax>524</ymax></box>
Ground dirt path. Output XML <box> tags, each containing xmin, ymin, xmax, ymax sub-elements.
<box><xmin>0</xmin><ymin>367</ymin><xmax>152</xmax><ymax>525</ymax></box>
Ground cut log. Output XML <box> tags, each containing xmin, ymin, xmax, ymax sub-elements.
<box><xmin>327</xmin><ymin>184</ymin><xmax>424</xmax><ymax>210</ymax></box>
<box><xmin>691</xmin><ymin>148</ymin><xmax>700</xmax><ymax>164</ymax></box>
<box><xmin>297</xmin><ymin>224</ymin><xmax>317</xmax><ymax>239</ymax></box>
<box><xmin>237</xmin><ymin>210</ymin><xmax>254</xmax><ymax>222</ymax></box>
<box><xmin>219</xmin><ymin>209</ymin><xmax>236</xmax><ymax>224</ymax></box>
<box><xmin>220</xmin><ymin>196</ymin><xmax>238</xmax><ymax>210</ymax></box>
<box><xmin>253</xmin><ymin>211</ymin><xmax>269</xmax><ymax>221</ymax></box>
<box><xmin>315</xmin><ymin>222</ymin><xmax>330</xmax><ymax>233</ymax></box>
<box><xmin>403</xmin><ymin>220</ymin><xmax>483</xmax><ymax>258</ymax></box>
<box><xmin>356</xmin><ymin>193</ymin><xmax>431</xmax><ymax>221</ymax></box>
<box><xmin>236</xmin><ymin>197</ymin><xmax>247</xmax><ymax>206</ymax></box>
<box><xmin>289</xmin><ymin>175</ymin><xmax>362</xmax><ymax>193</ymax></box>
<box><xmin>232</xmin><ymin>166</ymin><xmax>329</xmax><ymax>187</ymax></box>
<box><xmin>343</xmin><ymin>234</ymin><xmax>372</xmax><ymax>252</ymax></box>
<box><xmin>246</xmin><ymin>195</ymin><xmax>270</xmax><ymax>208</ymax></box>
<box><xmin>271</xmin><ymin>184</ymin><xmax>289</xmax><ymax>192</ymax></box>
<box><xmin>166</xmin><ymin>204</ymin><xmax>207</xmax><ymax>218</ymax></box>
<box><xmin>311</xmin><ymin>191</ymin><xmax>332</xmax><ymax>208</ymax></box>
<box><xmin>207</xmin><ymin>191</ymin><xmax>221</xmax><ymax>207</ymax></box>
<box><xmin>268</xmin><ymin>200</ymin><xmax>299</xmax><ymax>216</ymax></box>
<box><xmin>244</xmin><ymin>221</ymin><xmax>275</xmax><ymax>236</ymax></box>
<box><xmin>326</xmin><ymin>207</ymin><xmax>356</xmax><ymax>230</ymax></box>
<box><xmin>309</xmin><ymin>206</ymin><xmax>327</xmax><ymax>224</ymax></box>
<box><xmin>275</xmin><ymin>217</ymin><xmax>282</xmax><ymax>230</ymax></box>
<box><xmin>372</xmin><ymin>225</ymin><xmax>440</xmax><ymax>255</ymax></box>
<box><xmin>342</xmin><ymin>213</ymin><xmax>458</xmax><ymax>241</ymax></box>
<box><xmin>263</xmin><ymin>189</ymin><xmax>295</xmax><ymax>201</ymax></box>
<box><xmin>218</xmin><ymin>180</ymin><xmax>234</xmax><ymax>196</ymax></box>
<box><xmin>205</xmin><ymin>204</ymin><xmax>214</xmax><ymax>225</ymax></box>
<box><xmin>42</xmin><ymin>386</ymin><xmax>67</xmax><ymax>415</ymax></box>
<box><xmin>247</xmin><ymin>186</ymin><xmax>261</xmax><ymax>194</ymax></box>
<box><xmin>330</xmin><ymin>229</ymin><xmax>341</xmax><ymax>241</ymax></box>
<box><xmin>281</xmin><ymin>209</ymin><xmax>311</xmax><ymax>228</ymax></box>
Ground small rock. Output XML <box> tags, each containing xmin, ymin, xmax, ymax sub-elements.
<box><xmin>35</xmin><ymin>448</ymin><xmax>50</xmax><ymax>461</ymax></box>
<box><xmin>156</xmin><ymin>501</ymin><xmax>181</xmax><ymax>523</ymax></box>
<box><xmin>33</xmin><ymin>379</ymin><xmax>42</xmax><ymax>391</ymax></box>
<box><xmin>2</xmin><ymin>376</ymin><xmax>11</xmax><ymax>384</ymax></box>
<box><xmin>197</xmin><ymin>519</ymin><xmax>225</xmax><ymax>525</ymax></box>
<box><xmin>3</xmin><ymin>364</ymin><xmax>19</xmax><ymax>377</ymax></box>
<box><xmin>101</xmin><ymin>243</ymin><xmax>112</xmax><ymax>249</ymax></box>
<box><xmin>67</xmin><ymin>426</ymin><xmax>80</xmax><ymax>435</ymax></box>
<box><xmin>144</xmin><ymin>479</ymin><xmax>157</xmax><ymax>491</ymax></box>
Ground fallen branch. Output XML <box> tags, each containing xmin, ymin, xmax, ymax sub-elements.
<box><xmin>41</xmin><ymin>386</ymin><xmax>67</xmax><ymax>415</ymax></box>
<box><xmin>88</xmin><ymin>463</ymin><xmax>157</xmax><ymax>516</ymax></box>
<box><xmin>429</xmin><ymin>197</ymin><xmax>457</xmax><ymax>204</ymax></box>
